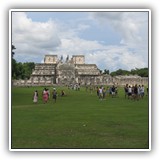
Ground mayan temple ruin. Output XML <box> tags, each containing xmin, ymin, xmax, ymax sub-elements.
<box><xmin>13</xmin><ymin>55</ymin><xmax>148</xmax><ymax>86</ymax></box>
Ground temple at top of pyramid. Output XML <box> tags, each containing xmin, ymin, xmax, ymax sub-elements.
<box><xmin>30</xmin><ymin>54</ymin><xmax>102</xmax><ymax>85</ymax></box>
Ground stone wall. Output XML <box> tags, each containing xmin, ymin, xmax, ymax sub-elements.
<box><xmin>112</xmin><ymin>75</ymin><xmax>148</xmax><ymax>86</ymax></box>
<box><xmin>12</xmin><ymin>75</ymin><xmax>148</xmax><ymax>87</ymax></box>
<box><xmin>56</xmin><ymin>62</ymin><xmax>76</xmax><ymax>85</ymax></box>
<box><xmin>71</xmin><ymin>55</ymin><xmax>85</xmax><ymax>64</ymax></box>
<box><xmin>44</xmin><ymin>55</ymin><xmax>58</xmax><ymax>64</ymax></box>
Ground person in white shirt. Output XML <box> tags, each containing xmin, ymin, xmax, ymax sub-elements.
<box><xmin>128</xmin><ymin>86</ymin><xmax>132</xmax><ymax>99</ymax></box>
<box><xmin>33</xmin><ymin>90</ymin><xmax>38</xmax><ymax>103</ymax></box>
<box><xmin>99</xmin><ymin>87</ymin><xmax>103</xmax><ymax>100</ymax></box>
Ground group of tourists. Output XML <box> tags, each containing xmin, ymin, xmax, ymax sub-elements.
<box><xmin>89</xmin><ymin>83</ymin><xmax>147</xmax><ymax>101</ymax></box>
<box><xmin>124</xmin><ymin>84</ymin><xmax>146</xmax><ymax>100</ymax></box>
<box><xmin>108</xmin><ymin>85</ymin><xmax>118</xmax><ymax>97</ymax></box>
<box><xmin>68</xmin><ymin>83</ymin><xmax>81</xmax><ymax>91</ymax></box>
<box><xmin>96</xmin><ymin>85</ymin><xmax>118</xmax><ymax>100</ymax></box>
<box><xmin>96</xmin><ymin>86</ymin><xmax>107</xmax><ymax>100</ymax></box>
<box><xmin>33</xmin><ymin>87</ymin><xmax>65</xmax><ymax>104</ymax></box>
<box><xmin>32</xmin><ymin>84</ymin><xmax>147</xmax><ymax>104</ymax></box>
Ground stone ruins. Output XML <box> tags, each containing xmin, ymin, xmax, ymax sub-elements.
<box><xmin>12</xmin><ymin>55</ymin><xmax>148</xmax><ymax>86</ymax></box>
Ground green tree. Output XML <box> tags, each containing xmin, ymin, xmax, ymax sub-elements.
<box><xmin>103</xmin><ymin>69</ymin><xmax>110</xmax><ymax>74</ymax></box>
<box><xmin>12</xmin><ymin>59</ymin><xmax>17</xmax><ymax>79</ymax></box>
<box><xmin>99</xmin><ymin>70</ymin><xmax>103</xmax><ymax>74</ymax></box>
<box><xmin>15</xmin><ymin>62</ymin><xmax>25</xmax><ymax>79</ymax></box>
<box><xmin>12</xmin><ymin>44</ymin><xmax>17</xmax><ymax>79</ymax></box>
<box><xmin>23</xmin><ymin>62</ymin><xmax>35</xmax><ymax>79</ymax></box>
<box><xmin>12</xmin><ymin>44</ymin><xmax>16</xmax><ymax>57</ymax></box>
<box><xmin>131</xmin><ymin>68</ymin><xmax>148</xmax><ymax>77</ymax></box>
<box><xmin>11</xmin><ymin>44</ymin><xmax>35</xmax><ymax>79</ymax></box>
<box><xmin>14</xmin><ymin>62</ymin><xmax>35</xmax><ymax>79</ymax></box>
<box><xmin>110</xmin><ymin>69</ymin><xmax>130</xmax><ymax>76</ymax></box>
<box><xmin>110</xmin><ymin>68</ymin><xmax>148</xmax><ymax>77</ymax></box>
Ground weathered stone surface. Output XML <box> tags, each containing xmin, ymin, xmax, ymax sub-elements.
<box><xmin>12</xmin><ymin>55</ymin><xmax>148</xmax><ymax>86</ymax></box>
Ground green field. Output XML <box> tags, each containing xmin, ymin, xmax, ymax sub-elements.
<box><xmin>11</xmin><ymin>86</ymin><xmax>149</xmax><ymax>149</ymax></box>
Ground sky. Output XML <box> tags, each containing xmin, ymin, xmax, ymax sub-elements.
<box><xmin>12</xmin><ymin>10</ymin><xmax>149</xmax><ymax>72</ymax></box>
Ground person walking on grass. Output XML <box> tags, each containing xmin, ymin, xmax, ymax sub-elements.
<box><xmin>96</xmin><ymin>86</ymin><xmax>99</xmax><ymax>97</ymax></box>
<box><xmin>99</xmin><ymin>86</ymin><xmax>103</xmax><ymax>100</ymax></box>
<box><xmin>102</xmin><ymin>87</ymin><xmax>106</xmax><ymax>100</ymax></box>
<box><xmin>52</xmin><ymin>88</ymin><xmax>57</xmax><ymax>103</ymax></box>
<box><xmin>133</xmin><ymin>84</ymin><xmax>139</xmax><ymax>101</ymax></box>
<box><xmin>124</xmin><ymin>84</ymin><xmax>128</xmax><ymax>99</ymax></box>
<box><xmin>61</xmin><ymin>90</ymin><xmax>65</xmax><ymax>97</ymax></box>
<box><xmin>33</xmin><ymin>90</ymin><xmax>38</xmax><ymax>104</ymax></box>
<box><xmin>42</xmin><ymin>88</ymin><xmax>49</xmax><ymax>104</ymax></box>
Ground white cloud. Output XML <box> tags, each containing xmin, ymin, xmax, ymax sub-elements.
<box><xmin>86</xmin><ymin>45</ymin><xmax>146</xmax><ymax>71</ymax></box>
<box><xmin>90</xmin><ymin>12</ymin><xmax>148</xmax><ymax>48</ymax></box>
<box><xmin>12</xmin><ymin>12</ymin><xmax>61</xmax><ymax>57</ymax></box>
<box><xmin>12</xmin><ymin>12</ymin><xmax>148</xmax><ymax>72</ymax></box>
<box><xmin>53</xmin><ymin>37</ymin><xmax>147</xmax><ymax>71</ymax></box>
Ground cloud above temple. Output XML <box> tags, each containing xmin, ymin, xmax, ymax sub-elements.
<box><xmin>12</xmin><ymin>11</ymin><xmax>149</xmax><ymax>72</ymax></box>
<box><xmin>89</xmin><ymin>12</ymin><xmax>148</xmax><ymax>48</ymax></box>
<box><xmin>12</xmin><ymin>12</ymin><xmax>61</xmax><ymax>55</ymax></box>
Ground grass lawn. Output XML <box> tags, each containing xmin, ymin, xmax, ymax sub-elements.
<box><xmin>11</xmin><ymin>86</ymin><xmax>149</xmax><ymax>149</ymax></box>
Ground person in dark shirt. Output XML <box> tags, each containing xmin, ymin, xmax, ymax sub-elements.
<box><xmin>52</xmin><ymin>88</ymin><xmax>57</xmax><ymax>103</ymax></box>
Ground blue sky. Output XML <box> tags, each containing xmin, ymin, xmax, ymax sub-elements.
<box><xmin>12</xmin><ymin>10</ymin><xmax>149</xmax><ymax>72</ymax></box>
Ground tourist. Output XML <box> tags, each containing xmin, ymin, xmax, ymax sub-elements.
<box><xmin>133</xmin><ymin>84</ymin><xmax>138</xmax><ymax>100</ymax></box>
<box><xmin>109</xmin><ymin>86</ymin><xmax>112</xmax><ymax>97</ymax></box>
<box><xmin>115</xmin><ymin>86</ymin><xmax>118</xmax><ymax>97</ymax></box>
<box><xmin>33</xmin><ymin>90</ymin><xmax>38</xmax><ymax>103</ymax></box>
<box><xmin>78</xmin><ymin>83</ymin><xmax>80</xmax><ymax>91</ymax></box>
<box><xmin>128</xmin><ymin>86</ymin><xmax>132</xmax><ymax>99</ymax></box>
<box><xmin>111</xmin><ymin>85</ymin><xmax>116</xmax><ymax>98</ymax></box>
<box><xmin>47</xmin><ymin>88</ymin><xmax>50</xmax><ymax>99</ymax></box>
<box><xmin>42</xmin><ymin>88</ymin><xmax>49</xmax><ymax>103</ymax></box>
<box><xmin>102</xmin><ymin>87</ymin><xmax>106</xmax><ymax>99</ymax></box>
<box><xmin>89</xmin><ymin>84</ymin><xmax>93</xmax><ymax>94</ymax></box>
<box><xmin>138</xmin><ymin>85</ymin><xmax>141</xmax><ymax>99</ymax></box>
<box><xmin>124</xmin><ymin>84</ymin><xmax>128</xmax><ymax>99</ymax></box>
<box><xmin>61</xmin><ymin>90</ymin><xmax>65</xmax><ymax>96</ymax></box>
<box><xmin>106</xmin><ymin>86</ymin><xmax>110</xmax><ymax>97</ymax></box>
<box><xmin>96</xmin><ymin>86</ymin><xmax>99</xmax><ymax>97</ymax></box>
<box><xmin>99</xmin><ymin>86</ymin><xmax>103</xmax><ymax>100</ymax></box>
<box><xmin>74</xmin><ymin>84</ymin><xmax>77</xmax><ymax>90</ymax></box>
<box><xmin>52</xmin><ymin>88</ymin><xmax>57</xmax><ymax>103</ymax></box>
<box><xmin>141</xmin><ymin>85</ymin><xmax>145</xmax><ymax>98</ymax></box>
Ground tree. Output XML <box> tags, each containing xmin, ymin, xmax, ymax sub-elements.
<box><xmin>12</xmin><ymin>44</ymin><xmax>17</xmax><ymax>79</ymax></box>
<box><xmin>110</xmin><ymin>69</ymin><xmax>130</xmax><ymax>76</ymax></box>
<box><xmin>11</xmin><ymin>44</ymin><xmax>35</xmax><ymax>80</ymax></box>
<box><xmin>23</xmin><ymin>62</ymin><xmax>35</xmax><ymax>79</ymax></box>
<box><xmin>110</xmin><ymin>68</ymin><xmax>148</xmax><ymax>77</ymax></box>
<box><xmin>12</xmin><ymin>44</ymin><xmax>16</xmax><ymax>57</ymax></box>
<box><xmin>103</xmin><ymin>69</ymin><xmax>109</xmax><ymax>74</ymax></box>
<box><xmin>15</xmin><ymin>62</ymin><xmax>25</xmax><ymax>79</ymax></box>
<box><xmin>12</xmin><ymin>58</ymin><xmax>17</xmax><ymax>79</ymax></box>
<box><xmin>99</xmin><ymin>70</ymin><xmax>103</xmax><ymax>74</ymax></box>
<box><xmin>130</xmin><ymin>68</ymin><xmax>148</xmax><ymax>77</ymax></box>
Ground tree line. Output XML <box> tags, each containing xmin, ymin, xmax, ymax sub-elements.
<box><xmin>109</xmin><ymin>68</ymin><xmax>148</xmax><ymax>77</ymax></box>
<box><xmin>12</xmin><ymin>45</ymin><xmax>35</xmax><ymax>80</ymax></box>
